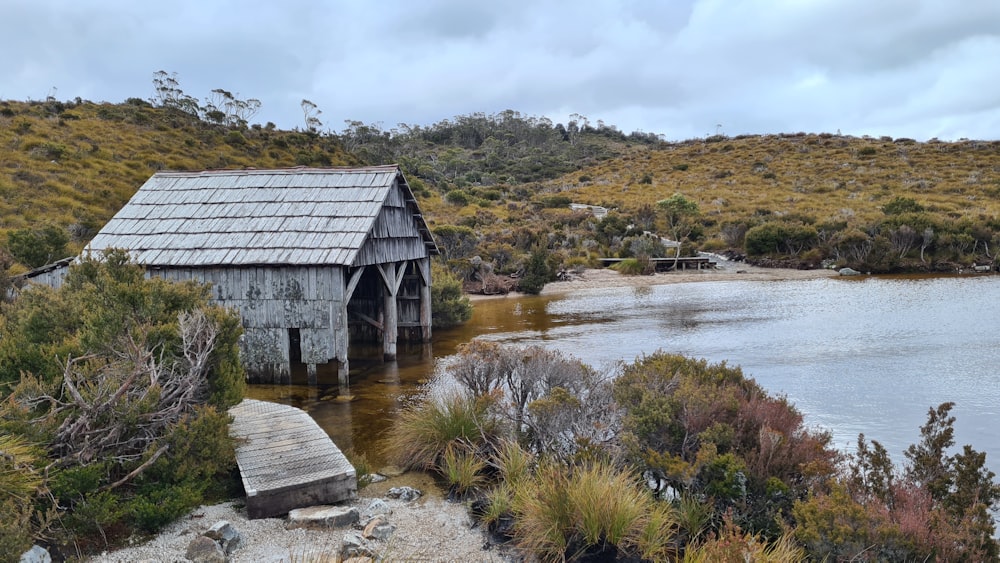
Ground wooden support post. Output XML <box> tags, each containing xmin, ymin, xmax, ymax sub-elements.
<box><xmin>417</xmin><ymin>258</ymin><xmax>432</xmax><ymax>342</ymax></box>
<box><xmin>307</xmin><ymin>363</ymin><xmax>317</xmax><ymax>385</ymax></box>
<box><xmin>338</xmin><ymin>267</ymin><xmax>364</xmax><ymax>387</ymax></box>
<box><xmin>338</xmin><ymin>359</ymin><xmax>349</xmax><ymax>386</ymax></box>
<box><xmin>378</xmin><ymin>263</ymin><xmax>399</xmax><ymax>360</ymax></box>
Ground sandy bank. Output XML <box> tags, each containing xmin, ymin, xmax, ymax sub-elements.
<box><xmin>469</xmin><ymin>262</ymin><xmax>838</xmax><ymax>301</ymax></box>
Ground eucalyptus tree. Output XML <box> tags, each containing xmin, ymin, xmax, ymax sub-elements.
<box><xmin>657</xmin><ymin>193</ymin><xmax>700</xmax><ymax>267</ymax></box>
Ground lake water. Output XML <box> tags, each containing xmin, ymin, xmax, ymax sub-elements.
<box><xmin>249</xmin><ymin>273</ymin><xmax>1000</xmax><ymax>475</ymax></box>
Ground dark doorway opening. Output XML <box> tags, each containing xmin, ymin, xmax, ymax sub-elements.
<box><xmin>288</xmin><ymin>328</ymin><xmax>302</xmax><ymax>364</ymax></box>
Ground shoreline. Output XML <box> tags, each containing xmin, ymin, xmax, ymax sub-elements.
<box><xmin>468</xmin><ymin>263</ymin><xmax>839</xmax><ymax>301</ymax></box>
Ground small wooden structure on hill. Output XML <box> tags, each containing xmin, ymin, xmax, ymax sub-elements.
<box><xmin>14</xmin><ymin>256</ymin><xmax>74</xmax><ymax>290</ymax></box>
<box><xmin>86</xmin><ymin>165</ymin><xmax>438</xmax><ymax>383</ymax></box>
<box><xmin>229</xmin><ymin>399</ymin><xmax>356</xmax><ymax>518</ymax></box>
<box><xmin>598</xmin><ymin>256</ymin><xmax>716</xmax><ymax>271</ymax></box>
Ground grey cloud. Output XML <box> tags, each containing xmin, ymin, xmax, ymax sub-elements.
<box><xmin>1</xmin><ymin>0</ymin><xmax>998</xmax><ymax>140</ymax></box>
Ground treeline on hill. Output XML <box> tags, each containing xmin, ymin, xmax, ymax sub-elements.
<box><xmin>340</xmin><ymin>109</ymin><xmax>662</xmax><ymax>190</ymax></box>
<box><xmin>387</xmin><ymin>342</ymin><xmax>999</xmax><ymax>561</ymax></box>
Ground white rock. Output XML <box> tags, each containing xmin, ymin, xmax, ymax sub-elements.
<box><xmin>19</xmin><ymin>545</ymin><xmax>51</xmax><ymax>563</ymax></box>
<box><xmin>204</xmin><ymin>520</ymin><xmax>242</xmax><ymax>554</ymax></box>
<box><xmin>287</xmin><ymin>505</ymin><xmax>360</xmax><ymax>529</ymax></box>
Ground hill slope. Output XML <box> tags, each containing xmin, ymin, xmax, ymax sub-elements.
<box><xmin>2</xmin><ymin>98</ymin><xmax>1000</xmax><ymax>276</ymax></box>
<box><xmin>0</xmin><ymin>98</ymin><xmax>357</xmax><ymax>269</ymax></box>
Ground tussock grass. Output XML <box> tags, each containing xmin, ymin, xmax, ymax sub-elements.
<box><xmin>481</xmin><ymin>481</ymin><xmax>515</xmax><ymax>527</ymax></box>
<box><xmin>560</xmin><ymin>134</ymin><xmax>1000</xmax><ymax>246</ymax></box>
<box><xmin>384</xmin><ymin>392</ymin><xmax>497</xmax><ymax>471</ymax></box>
<box><xmin>0</xmin><ymin>99</ymin><xmax>355</xmax><ymax>260</ymax></box>
<box><xmin>492</xmin><ymin>440</ymin><xmax>533</xmax><ymax>487</ymax></box>
<box><xmin>343</xmin><ymin>448</ymin><xmax>374</xmax><ymax>489</ymax></box>
<box><xmin>511</xmin><ymin>460</ymin><xmax>675</xmax><ymax>562</ymax></box>
<box><xmin>438</xmin><ymin>442</ymin><xmax>487</xmax><ymax>494</ymax></box>
<box><xmin>673</xmin><ymin>493</ymin><xmax>713</xmax><ymax>545</ymax></box>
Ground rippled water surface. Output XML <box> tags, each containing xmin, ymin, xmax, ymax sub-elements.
<box><xmin>250</xmin><ymin>274</ymin><xmax>1000</xmax><ymax>473</ymax></box>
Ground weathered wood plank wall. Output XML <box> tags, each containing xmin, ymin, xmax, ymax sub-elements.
<box><xmin>152</xmin><ymin>265</ymin><xmax>346</xmax><ymax>383</ymax></box>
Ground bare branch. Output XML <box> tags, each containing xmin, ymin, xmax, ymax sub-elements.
<box><xmin>101</xmin><ymin>445</ymin><xmax>169</xmax><ymax>492</ymax></box>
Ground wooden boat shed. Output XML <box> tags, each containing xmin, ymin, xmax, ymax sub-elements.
<box><xmin>86</xmin><ymin>165</ymin><xmax>438</xmax><ymax>384</ymax></box>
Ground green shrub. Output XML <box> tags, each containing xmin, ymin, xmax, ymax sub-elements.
<box><xmin>129</xmin><ymin>481</ymin><xmax>205</xmax><ymax>533</ymax></box>
<box><xmin>445</xmin><ymin>189</ymin><xmax>470</xmax><ymax>206</ymax></box>
<box><xmin>430</xmin><ymin>261</ymin><xmax>472</xmax><ymax>328</ymax></box>
<box><xmin>745</xmin><ymin>222</ymin><xmax>818</xmax><ymax>256</ymax></box>
<box><xmin>611</xmin><ymin>257</ymin><xmax>649</xmax><ymax>276</ymax></box>
<box><xmin>538</xmin><ymin>195</ymin><xmax>572</xmax><ymax>208</ymax></box>
<box><xmin>0</xmin><ymin>251</ymin><xmax>245</xmax><ymax>552</ymax></box>
<box><xmin>517</xmin><ymin>247</ymin><xmax>552</xmax><ymax>294</ymax></box>
<box><xmin>5</xmin><ymin>225</ymin><xmax>69</xmax><ymax>268</ymax></box>
<box><xmin>623</xmin><ymin>234</ymin><xmax>667</xmax><ymax>259</ymax></box>
<box><xmin>613</xmin><ymin>352</ymin><xmax>837</xmax><ymax>538</ymax></box>
<box><xmin>224</xmin><ymin>130</ymin><xmax>246</xmax><ymax>146</ymax></box>
<box><xmin>882</xmin><ymin>195</ymin><xmax>925</xmax><ymax>215</ymax></box>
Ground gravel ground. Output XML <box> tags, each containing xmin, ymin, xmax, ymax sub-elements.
<box><xmin>91</xmin><ymin>473</ymin><xmax>513</xmax><ymax>562</ymax></box>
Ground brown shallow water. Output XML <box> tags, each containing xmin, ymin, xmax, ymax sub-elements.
<box><xmin>244</xmin><ymin>295</ymin><xmax>548</xmax><ymax>467</ymax></box>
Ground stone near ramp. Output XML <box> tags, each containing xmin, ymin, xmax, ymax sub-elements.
<box><xmin>287</xmin><ymin>505</ymin><xmax>360</xmax><ymax>529</ymax></box>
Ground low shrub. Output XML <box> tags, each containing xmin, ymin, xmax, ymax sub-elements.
<box><xmin>430</xmin><ymin>261</ymin><xmax>472</xmax><ymax>328</ymax></box>
<box><xmin>686</xmin><ymin>515</ymin><xmax>804</xmax><ymax>562</ymax></box>
<box><xmin>445</xmin><ymin>189</ymin><xmax>470</xmax><ymax>206</ymax></box>
<box><xmin>611</xmin><ymin>257</ymin><xmax>649</xmax><ymax>275</ymax></box>
<box><xmin>0</xmin><ymin>252</ymin><xmax>245</xmax><ymax>555</ymax></box>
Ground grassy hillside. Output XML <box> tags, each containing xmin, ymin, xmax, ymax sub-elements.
<box><xmin>0</xmin><ymin>98</ymin><xmax>357</xmax><ymax>270</ymax></box>
<box><xmin>561</xmin><ymin>133</ymin><xmax>1000</xmax><ymax>233</ymax></box>
<box><xmin>2</xmin><ymin>97</ymin><xmax>999</xmax><ymax>277</ymax></box>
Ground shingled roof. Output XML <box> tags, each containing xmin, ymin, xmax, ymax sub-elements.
<box><xmin>87</xmin><ymin>165</ymin><xmax>437</xmax><ymax>267</ymax></box>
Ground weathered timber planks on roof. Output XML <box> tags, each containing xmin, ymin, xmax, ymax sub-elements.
<box><xmin>88</xmin><ymin>165</ymin><xmax>438</xmax><ymax>267</ymax></box>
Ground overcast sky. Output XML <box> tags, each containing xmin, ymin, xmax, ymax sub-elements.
<box><xmin>3</xmin><ymin>0</ymin><xmax>999</xmax><ymax>141</ymax></box>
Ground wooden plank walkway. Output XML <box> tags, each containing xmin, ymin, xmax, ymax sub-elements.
<box><xmin>229</xmin><ymin>399</ymin><xmax>357</xmax><ymax>518</ymax></box>
<box><xmin>598</xmin><ymin>256</ymin><xmax>716</xmax><ymax>271</ymax></box>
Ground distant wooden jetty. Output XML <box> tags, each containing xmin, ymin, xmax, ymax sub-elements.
<box><xmin>598</xmin><ymin>256</ymin><xmax>716</xmax><ymax>271</ymax></box>
<box><xmin>229</xmin><ymin>399</ymin><xmax>357</xmax><ymax>518</ymax></box>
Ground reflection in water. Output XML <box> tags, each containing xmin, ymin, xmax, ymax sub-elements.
<box><xmin>250</xmin><ymin>275</ymin><xmax>1000</xmax><ymax>477</ymax></box>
